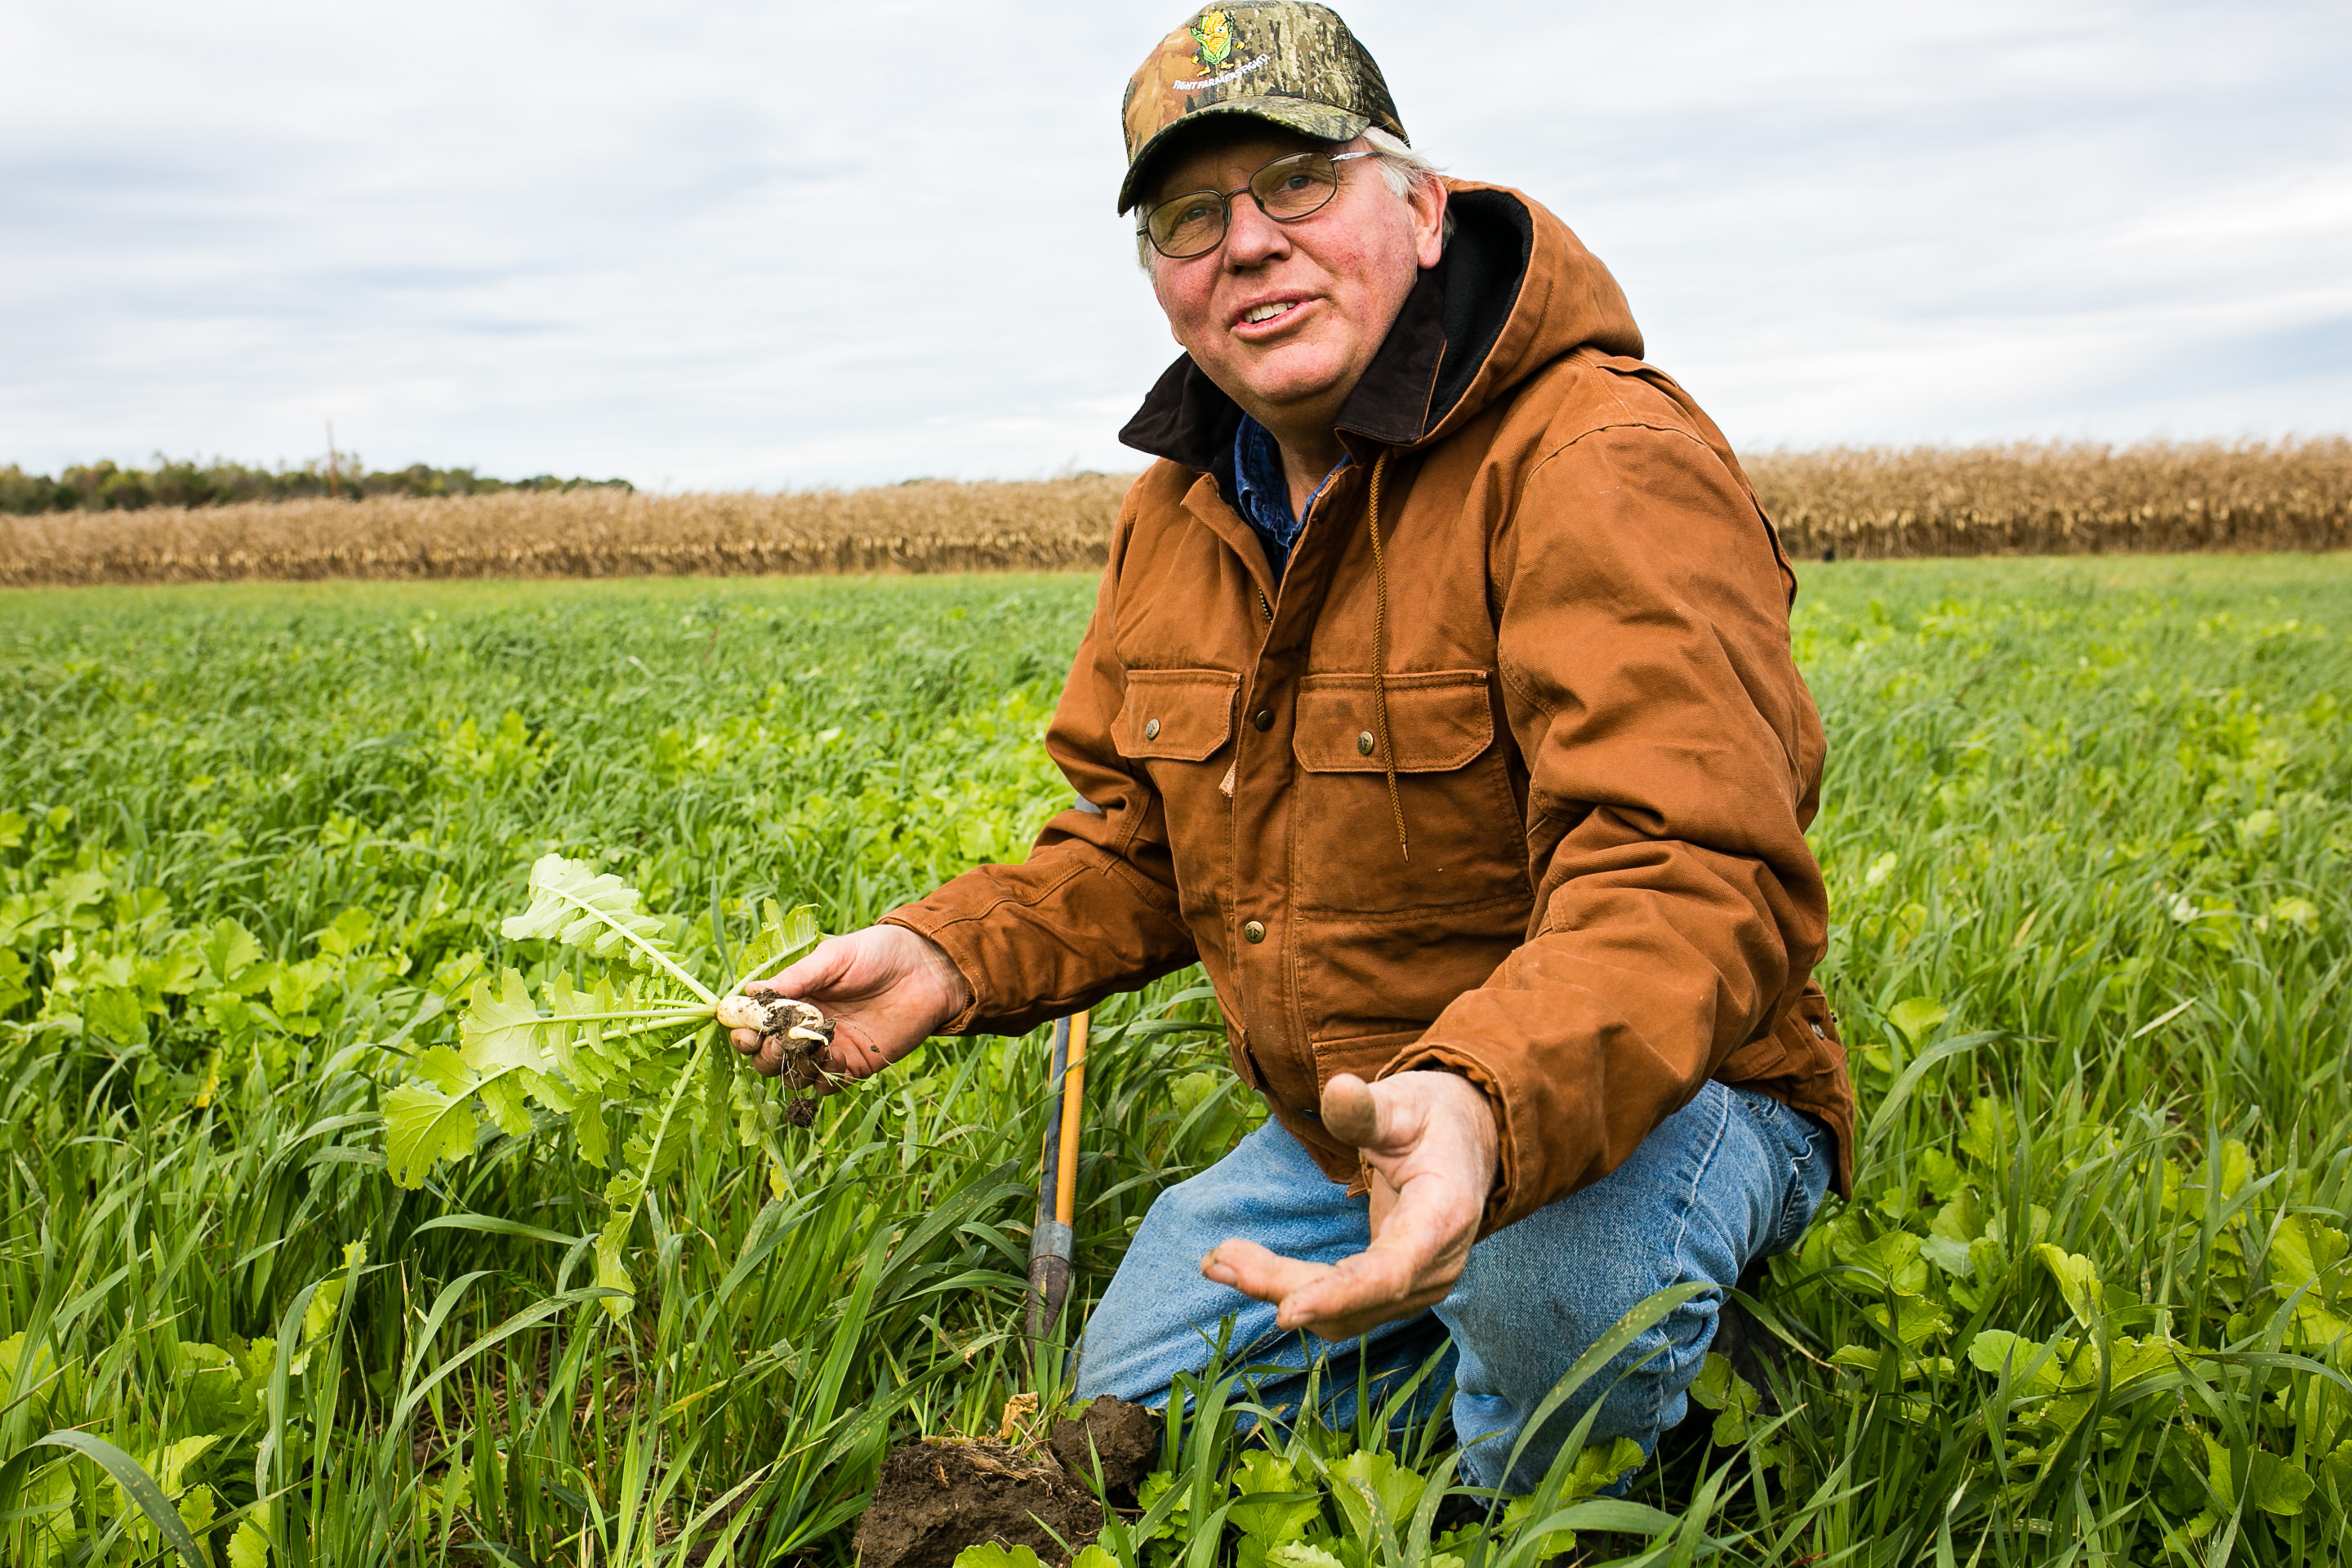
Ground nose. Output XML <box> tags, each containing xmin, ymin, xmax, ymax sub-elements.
<box><xmin>1221</xmin><ymin>194</ymin><xmax>1290</xmax><ymax>268</ymax></box>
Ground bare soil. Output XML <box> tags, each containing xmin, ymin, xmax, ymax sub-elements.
<box><xmin>1049</xmin><ymin>1396</ymin><xmax>1159</xmax><ymax>1500</ymax></box>
<box><xmin>854</xmin><ymin>1398</ymin><xmax>1159</xmax><ymax>1568</ymax></box>
<box><xmin>853</xmin><ymin>1440</ymin><xmax>1101</xmax><ymax>1568</ymax></box>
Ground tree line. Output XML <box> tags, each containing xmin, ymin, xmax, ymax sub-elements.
<box><xmin>0</xmin><ymin>456</ymin><xmax>633</xmax><ymax>514</ymax></box>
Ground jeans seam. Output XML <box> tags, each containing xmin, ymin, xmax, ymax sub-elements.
<box><xmin>1782</xmin><ymin>1152</ymin><xmax>1827</xmax><ymax>1253</ymax></box>
<box><xmin>1778</xmin><ymin>1187</ymin><xmax>1815</xmax><ymax>1253</ymax></box>
<box><xmin>1773</xmin><ymin>1125</ymin><xmax>1824</xmax><ymax>1254</ymax></box>
<box><xmin>1734</xmin><ymin>1089</ymin><xmax>1820</xmax><ymax>1258</ymax></box>
<box><xmin>1665</xmin><ymin>1085</ymin><xmax>1733</xmax><ymax>1275</ymax></box>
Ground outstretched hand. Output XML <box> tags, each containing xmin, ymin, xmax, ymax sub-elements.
<box><xmin>728</xmin><ymin>924</ymin><xmax>971</xmax><ymax>1086</ymax></box>
<box><xmin>1200</xmin><ymin>1069</ymin><xmax>1499</xmax><ymax>1342</ymax></box>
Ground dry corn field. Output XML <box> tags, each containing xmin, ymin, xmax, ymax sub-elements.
<box><xmin>1</xmin><ymin>439</ymin><xmax>2344</xmax><ymax>586</ymax></box>
<box><xmin>1756</xmin><ymin>437</ymin><xmax>2350</xmax><ymax>560</ymax></box>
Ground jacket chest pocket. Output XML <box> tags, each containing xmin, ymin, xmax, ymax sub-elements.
<box><xmin>1290</xmin><ymin>669</ymin><xmax>1528</xmax><ymax>913</ymax></box>
<box><xmin>1114</xmin><ymin>668</ymin><xmax>1241</xmax><ymax>915</ymax></box>
<box><xmin>1116</xmin><ymin>668</ymin><xmax>1240</xmax><ymax>763</ymax></box>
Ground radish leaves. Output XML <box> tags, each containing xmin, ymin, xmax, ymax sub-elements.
<box><xmin>382</xmin><ymin>853</ymin><xmax>822</xmax><ymax>1315</ymax></box>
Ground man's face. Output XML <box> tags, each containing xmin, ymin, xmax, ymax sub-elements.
<box><xmin>1143</xmin><ymin>127</ymin><xmax>1446</xmax><ymax>435</ymax></box>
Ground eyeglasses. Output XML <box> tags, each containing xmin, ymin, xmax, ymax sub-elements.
<box><xmin>1139</xmin><ymin>149</ymin><xmax>1378</xmax><ymax>260</ymax></box>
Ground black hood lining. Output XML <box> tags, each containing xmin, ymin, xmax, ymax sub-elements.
<box><xmin>1423</xmin><ymin>189</ymin><xmax>1533</xmax><ymax>437</ymax></box>
<box><xmin>1120</xmin><ymin>354</ymin><xmax>1247</xmax><ymax>477</ymax></box>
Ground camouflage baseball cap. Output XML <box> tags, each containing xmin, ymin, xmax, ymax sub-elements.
<box><xmin>1118</xmin><ymin>3</ymin><xmax>1408</xmax><ymax>212</ymax></box>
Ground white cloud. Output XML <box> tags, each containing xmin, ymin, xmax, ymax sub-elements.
<box><xmin>1</xmin><ymin>0</ymin><xmax>2344</xmax><ymax>488</ymax></box>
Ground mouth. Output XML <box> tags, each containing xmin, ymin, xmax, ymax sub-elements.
<box><xmin>1235</xmin><ymin>298</ymin><xmax>1308</xmax><ymax>332</ymax></box>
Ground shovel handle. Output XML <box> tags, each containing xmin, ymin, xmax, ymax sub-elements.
<box><xmin>1054</xmin><ymin>1011</ymin><xmax>1089</xmax><ymax>1227</ymax></box>
<box><xmin>1026</xmin><ymin>1010</ymin><xmax>1089</xmax><ymax>1343</ymax></box>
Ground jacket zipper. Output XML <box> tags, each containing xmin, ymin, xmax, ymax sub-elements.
<box><xmin>1231</xmin><ymin>587</ymin><xmax>1272</xmax><ymax>796</ymax></box>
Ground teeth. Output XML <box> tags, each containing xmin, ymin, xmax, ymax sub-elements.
<box><xmin>1245</xmin><ymin>301</ymin><xmax>1294</xmax><ymax>324</ymax></box>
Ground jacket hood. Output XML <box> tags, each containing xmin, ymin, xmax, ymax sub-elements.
<box><xmin>1120</xmin><ymin>180</ymin><xmax>1644</xmax><ymax>470</ymax></box>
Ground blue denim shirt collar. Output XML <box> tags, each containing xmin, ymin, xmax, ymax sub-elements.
<box><xmin>1232</xmin><ymin>415</ymin><xmax>1349</xmax><ymax>581</ymax></box>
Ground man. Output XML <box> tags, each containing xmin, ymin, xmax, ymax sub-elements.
<box><xmin>736</xmin><ymin>2</ymin><xmax>1851</xmax><ymax>1492</ymax></box>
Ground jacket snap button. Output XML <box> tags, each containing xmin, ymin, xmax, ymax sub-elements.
<box><xmin>1242</xmin><ymin>920</ymin><xmax>1267</xmax><ymax>943</ymax></box>
<box><xmin>1252</xmin><ymin>708</ymin><xmax>1274</xmax><ymax>732</ymax></box>
<box><xmin>1143</xmin><ymin>718</ymin><xmax>1161</xmax><ymax>741</ymax></box>
<box><xmin>1356</xmin><ymin>730</ymin><xmax>1376</xmax><ymax>756</ymax></box>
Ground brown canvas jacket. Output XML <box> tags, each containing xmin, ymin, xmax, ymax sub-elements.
<box><xmin>884</xmin><ymin>180</ymin><xmax>1854</xmax><ymax>1234</ymax></box>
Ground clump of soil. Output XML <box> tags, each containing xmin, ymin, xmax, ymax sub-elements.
<box><xmin>854</xmin><ymin>1439</ymin><xmax>1103</xmax><ymax>1568</ymax></box>
<box><xmin>1049</xmin><ymin>1396</ymin><xmax>1159</xmax><ymax>1499</ymax></box>
<box><xmin>854</xmin><ymin>1399</ymin><xmax>1160</xmax><ymax>1568</ymax></box>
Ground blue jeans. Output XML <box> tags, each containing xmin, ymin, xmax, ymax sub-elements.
<box><xmin>1075</xmin><ymin>1080</ymin><xmax>1832</xmax><ymax>1493</ymax></box>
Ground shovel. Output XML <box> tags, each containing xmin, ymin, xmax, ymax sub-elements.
<box><xmin>1025</xmin><ymin>1009</ymin><xmax>1089</xmax><ymax>1345</ymax></box>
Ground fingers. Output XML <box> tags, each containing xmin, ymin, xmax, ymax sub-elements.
<box><xmin>1200</xmin><ymin>1238</ymin><xmax>1334</xmax><ymax>1321</ymax></box>
<box><xmin>728</xmin><ymin>1025</ymin><xmax>785</xmax><ymax>1076</ymax></box>
<box><xmin>1321</xmin><ymin>1072</ymin><xmax>1442</xmax><ymax>1156</ymax></box>
<box><xmin>751</xmin><ymin>934</ymin><xmax>856</xmax><ymax>1003</ymax></box>
<box><xmin>1320</xmin><ymin>1073</ymin><xmax>1384</xmax><ymax>1147</ymax></box>
<box><xmin>1284</xmin><ymin>1245</ymin><xmax>1446</xmax><ymax>1340</ymax></box>
<box><xmin>729</xmin><ymin>1017</ymin><xmax>909</xmax><ymax>1082</ymax></box>
<box><xmin>821</xmin><ymin>1024</ymin><xmax>905</xmax><ymax>1080</ymax></box>
<box><xmin>1205</xmin><ymin>1233</ymin><xmax>1442</xmax><ymax>1341</ymax></box>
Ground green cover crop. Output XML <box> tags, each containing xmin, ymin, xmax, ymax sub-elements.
<box><xmin>2</xmin><ymin>565</ymin><xmax>2348</xmax><ymax>1565</ymax></box>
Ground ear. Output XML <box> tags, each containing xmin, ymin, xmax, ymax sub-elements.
<box><xmin>1410</xmin><ymin>177</ymin><xmax>1447</xmax><ymax>270</ymax></box>
<box><xmin>1146</xmin><ymin>256</ymin><xmax>1187</xmax><ymax>345</ymax></box>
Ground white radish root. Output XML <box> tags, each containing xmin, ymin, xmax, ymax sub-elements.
<box><xmin>719</xmin><ymin>993</ymin><xmax>838</xmax><ymax>1124</ymax></box>
<box><xmin>715</xmin><ymin>994</ymin><xmax>768</xmax><ymax>1031</ymax></box>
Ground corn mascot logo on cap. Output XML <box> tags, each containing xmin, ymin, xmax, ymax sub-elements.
<box><xmin>1190</xmin><ymin>9</ymin><xmax>1236</xmax><ymax>73</ymax></box>
<box><xmin>1117</xmin><ymin>2</ymin><xmax>1409</xmax><ymax>213</ymax></box>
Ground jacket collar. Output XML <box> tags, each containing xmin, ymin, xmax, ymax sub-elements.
<box><xmin>1118</xmin><ymin>186</ymin><xmax>1535</xmax><ymax>471</ymax></box>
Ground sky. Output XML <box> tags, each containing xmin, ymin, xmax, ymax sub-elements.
<box><xmin>2</xmin><ymin>0</ymin><xmax>2346</xmax><ymax>491</ymax></box>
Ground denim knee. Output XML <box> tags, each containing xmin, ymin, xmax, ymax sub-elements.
<box><xmin>1076</xmin><ymin>1121</ymin><xmax>1370</xmax><ymax>1405</ymax></box>
<box><xmin>1440</xmin><ymin>1199</ymin><xmax>1734</xmax><ymax>1490</ymax></box>
<box><xmin>1438</xmin><ymin>1080</ymin><xmax>1820</xmax><ymax>1492</ymax></box>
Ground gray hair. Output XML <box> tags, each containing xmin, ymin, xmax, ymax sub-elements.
<box><xmin>1134</xmin><ymin>127</ymin><xmax>1451</xmax><ymax>267</ymax></box>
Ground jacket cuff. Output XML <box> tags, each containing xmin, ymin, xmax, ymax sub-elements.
<box><xmin>875</xmin><ymin>908</ymin><xmax>987</xmax><ymax>1036</ymax></box>
<box><xmin>1378</xmin><ymin>1042</ymin><xmax>1528</xmax><ymax>1238</ymax></box>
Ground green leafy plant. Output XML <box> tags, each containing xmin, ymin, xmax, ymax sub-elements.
<box><xmin>955</xmin><ymin>1545</ymin><xmax>1117</xmax><ymax>1568</ymax></box>
<box><xmin>381</xmin><ymin>853</ymin><xmax>824</xmax><ymax>1316</ymax></box>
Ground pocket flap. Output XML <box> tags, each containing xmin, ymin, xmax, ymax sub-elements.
<box><xmin>1309</xmin><ymin>1027</ymin><xmax>1425</xmax><ymax>1088</ymax></box>
<box><xmin>1116</xmin><ymin>668</ymin><xmax>1241</xmax><ymax>761</ymax></box>
<box><xmin>1294</xmin><ymin>670</ymin><xmax>1494</xmax><ymax>773</ymax></box>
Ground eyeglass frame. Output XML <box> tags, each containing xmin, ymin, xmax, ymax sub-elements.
<box><xmin>1136</xmin><ymin>149</ymin><xmax>1380</xmax><ymax>261</ymax></box>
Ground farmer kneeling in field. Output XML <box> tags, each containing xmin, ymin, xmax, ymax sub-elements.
<box><xmin>735</xmin><ymin>2</ymin><xmax>1851</xmax><ymax>1492</ymax></box>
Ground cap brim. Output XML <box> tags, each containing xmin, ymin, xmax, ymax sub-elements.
<box><xmin>1118</xmin><ymin>100</ymin><xmax>1374</xmax><ymax>212</ymax></box>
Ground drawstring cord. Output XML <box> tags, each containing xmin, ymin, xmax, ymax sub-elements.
<box><xmin>1365</xmin><ymin>451</ymin><xmax>1409</xmax><ymax>862</ymax></box>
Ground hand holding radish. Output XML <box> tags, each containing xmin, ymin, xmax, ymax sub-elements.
<box><xmin>730</xmin><ymin>923</ymin><xmax>972</xmax><ymax>1085</ymax></box>
<box><xmin>1200</xmin><ymin>1070</ymin><xmax>1499</xmax><ymax>1342</ymax></box>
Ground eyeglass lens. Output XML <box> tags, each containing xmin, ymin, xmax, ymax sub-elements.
<box><xmin>1146</xmin><ymin>152</ymin><xmax>1346</xmax><ymax>259</ymax></box>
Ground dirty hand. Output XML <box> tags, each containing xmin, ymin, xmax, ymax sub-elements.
<box><xmin>1200</xmin><ymin>1070</ymin><xmax>1498</xmax><ymax>1342</ymax></box>
<box><xmin>728</xmin><ymin>924</ymin><xmax>971</xmax><ymax>1084</ymax></box>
